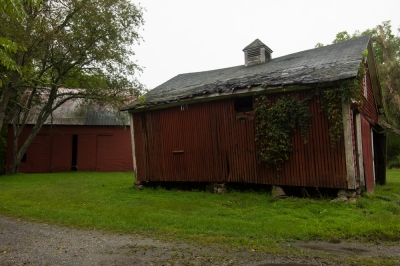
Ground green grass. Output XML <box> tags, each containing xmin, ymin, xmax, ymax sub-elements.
<box><xmin>0</xmin><ymin>170</ymin><xmax>400</xmax><ymax>252</ymax></box>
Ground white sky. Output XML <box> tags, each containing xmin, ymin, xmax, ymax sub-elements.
<box><xmin>133</xmin><ymin>0</ymin><xmax>400</xmax><ymax>90</ymax></box>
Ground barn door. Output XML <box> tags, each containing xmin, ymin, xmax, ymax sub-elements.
<box><xmin>361</xmin><ymin>116</ymin><xmax>374</xmax><ymax>192</ymax></box>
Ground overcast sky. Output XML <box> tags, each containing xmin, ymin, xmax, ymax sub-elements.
<box><xmin>133</xmin><ymin>0</ymin><xmax>400</xmax><ymax>90</ymax></box>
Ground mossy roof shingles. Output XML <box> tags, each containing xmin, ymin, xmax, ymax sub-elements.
<box><xmin>122</xmin><ymin>35</ymin><xmax>370</xmax><ymax>111</ymax></box>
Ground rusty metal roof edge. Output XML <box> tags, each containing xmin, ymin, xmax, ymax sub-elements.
<box><xmin>126</xmin><ymin>80</ymin><xmax>355</xmax><ymax>114</ymax></box>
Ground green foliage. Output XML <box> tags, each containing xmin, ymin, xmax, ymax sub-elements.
<box><xmin>318</xmin><ymin>87</ymin><xmax>344</xmax><ymax>144</ymax></box>
<box><xmin>63</xmin><ymin>69</ymin><xmax>113</xmax><ymax>89</ymax></box>
<box><xmin>0</xmin><ymin>0</ymin><xmax>41</xmax><ymax>82</ymax></box>
<box><xmin>138</xmin><ymin>94</ymin><xmax>146</xmax><ymax>104</ymax></box>
<box><xmin>254</xmin><ymin>95</ymin><xmax>311</xmax><ymax>168</ymax></box>
<box><xmin>0</xmin><ymin>0</ymin><xmax>41</xmax><ymax>18</ymax></box>
<box><xmin>0</xmin><ymin>37</ymin><xmax>25</xmax><ymax>75</ymax></box>
<box><xmin>316</xmin><ymin>79</ymin><xmax>362</xmax><ymax>145</ymax></box>
<box><xmin>332</xmin><ymin>31</ymin><xmax>353</xmax><ymax>43</ymax></box>
<box><xmin>387</xmin><ymin>155</ymin><xmax>400</xmax><ymax>169</ymax></box>
<box><xmin>314</xmin><ymin>42</ymin><xmax>324</xmax><ymax>48</ymax></box>
<box><xmin>387</xmin><ymin>132</ymin><xmax>400</xmax><ymax>163</ymax></box>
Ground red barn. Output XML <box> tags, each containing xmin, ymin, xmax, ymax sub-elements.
<box><xmin>6</xmin><ymin>100</ymin><xmax>133</xmax><ymax>173</ymax></box>
<box><xmin>122</xmin><ymin>36</ymin><xmax>386</xmax><ymax>192</ymax></box>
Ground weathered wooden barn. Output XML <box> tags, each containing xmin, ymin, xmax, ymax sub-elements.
<box><xmin>122</xmin><ymin>36</ymin><xmax>386</xmax><ymax>192</ymax></box>
<box><xmin>6</xmin><ymin>99</ymin><xmax>133</xmax><ymax>173</ymax></box>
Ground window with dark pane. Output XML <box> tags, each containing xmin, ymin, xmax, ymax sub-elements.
<box><xmin>234</xmin><ymin>96</ymin><xmax>253</xmax><ymax>112</ymax></box>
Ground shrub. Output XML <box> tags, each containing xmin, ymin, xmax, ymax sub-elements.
<box><xmin>387</xmin><ymin>155</ymin><xmax>400</xmax><ymax>169</ymax></box>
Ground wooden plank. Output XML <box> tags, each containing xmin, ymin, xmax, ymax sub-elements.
<box><xmin>342</xmin><ymin>102</ymin><xmax>356</xmax><ymax>189</ymax></box>
<box><xmin>129</xmin><ymin>114</ymin><xmax>137</xmax><ymax>176</ymax></box>
<box><xmin>355</xmin><ymin>113</ymin><xmax>365</xmax><ymax>187</ymax></box>
<box><xmin>361</xmin><ymin>116</ymin><xmax>374</xmax><ymax>192</ymax></box>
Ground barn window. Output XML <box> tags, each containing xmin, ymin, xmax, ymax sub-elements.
<box><xmin>234</xmin><ymin>96</ymin><xmax>253</xmax><ymax>112</ymax></box>
<box><xmin>21</xmin><ymin>153</ymin><xmax>26</xmax><ymax>162</ymax></box>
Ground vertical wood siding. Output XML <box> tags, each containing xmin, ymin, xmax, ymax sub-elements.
<box><xmin>6</xmin><ymin>125</ymin><xmax>133</xmax><ymax>173</ymax></box>
<box><xmin>133</xmin><ymin>90</ymin><xmax>348</xmax><ymax>188</ymax></box>
<box><xmin>350</xmin><ymin>109</ymin><xmax>357</xmax><ymax>179</ymax></box>
<box><xmin>51</xmin><ymin>134</ymin><xmax>72</xmax><ymax>172</ymax></box>
<box><xmin>359</xmin><ymin>65</ymin><xmax>379</xmax><ymax>123</ymax></box>
<box><xmin>351</xmin><ymin>66</ymin><xmax>379</xmax><ymax>191</ymax></box>
<box><xmin>361</xmin><ymin>116</ymin><xmax>374</xmax><ymax>192</ymax></box>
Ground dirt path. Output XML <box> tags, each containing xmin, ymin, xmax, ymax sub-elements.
<box><xmin>1</xmin><ymin>215</ymin><xmax>399</xmax><ymax>265</ymax></box>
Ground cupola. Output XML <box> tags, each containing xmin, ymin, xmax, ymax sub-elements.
<box><xmin>243</xmin><ymin>39</ymin><xmax>273</xmax><ymax>66</ymax></box>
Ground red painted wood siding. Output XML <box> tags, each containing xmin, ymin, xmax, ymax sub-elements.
<box><xmin>51</xmin><ymin>134</ymin><xmax>72</xmax><ymax>172</ymax></box>
<box><xmin>361</xmin><ymin>116</ymin><xmax>374</xmax><ymax>192</ymax></box>
<box><xmin>133</xmin><ymin>90</ymin><xmax>348</xmax><ymax>188</ymax></box>
<box><xmin>359</xmin><ymin>65</ymin><xmax>378</xmax><ymax>123</ymax></box>
<box><xmin>77</xmin><ymin>134</ymin><xmax>98</xmax><ymax>171</ymax></box>
<box><xmin>6</xmin><ymin>125</ymin><xmax>133</xmax><ymax>173</ymax></box>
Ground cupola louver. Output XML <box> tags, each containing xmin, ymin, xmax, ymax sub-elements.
<box><xmin>243</xmin><ymin>39</ymin><xmax>273</xmax><ymax>66</ymax></box>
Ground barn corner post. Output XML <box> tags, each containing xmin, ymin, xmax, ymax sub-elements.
<box><xmin>354</xmin><ymin>113</ymin><xmax>365</xmax><ymax>187</ymax></box>
<box><xmin>342</xmin><ymin>101</ymin><xmax>357</xmax><ymax>189</ymax></box>
<box><xmin>129</xmin><ymin>113</ymin><xmax>138</xmax><ymax>184</ymax></box>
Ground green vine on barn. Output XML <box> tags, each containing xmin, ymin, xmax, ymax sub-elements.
<box><xmin>316</xmin><ymin>79</ymin><xmax>362</xmax><ymax>145</ymax></box>
<box><xmin>254</xmin><ymin>56</ymin><xmax>365</xmax><ymax>168</ymax></box>
<box><xmin>316</xmin><ymin>51</ymin><xmax>366</xmax><ymax>145</ymax></box>
<box><xmin>254</xmin><ymin>95</ymin><xmax>311</xmax><ymax>169</ymax></box>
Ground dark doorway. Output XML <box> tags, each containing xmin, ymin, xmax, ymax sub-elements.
<box><xmin>373</xmin><ymin>130</ymin><xmax>387</xmax><ymax>185</ymax></box>
<box><xmin>70</xmin><ymin>135</ymin><xmax>78</xmax><ymax>171</ymax></box>
<box><xmin>21</xmin><ymin>153</ymin><xmax>27</xmax><ymax>162</ymax></box>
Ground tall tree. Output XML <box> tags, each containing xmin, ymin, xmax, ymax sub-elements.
<box><xmin>0</xmin><ymin>0</ymin><xmax>144</xmax><ymax>173</ymax></box>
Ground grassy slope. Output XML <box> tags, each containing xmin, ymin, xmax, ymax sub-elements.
<box><xmin>0</xmin><ymin>170</ymin><xmax>399</xmax><ymax>251</ymax></box>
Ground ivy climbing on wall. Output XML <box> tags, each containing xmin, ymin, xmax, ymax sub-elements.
<box><xmin>315</xmin><ymin>79</ymin><xmax>362</xmax><ymax>145</ymax></box>
<box><xmin>315</xmin><ymin>51</ymin><xmax>366</xmax><ymax>145</ymax></box>
<box><xmin>254</xmin><ymin>79</ymin><xmax>364</xmax><ymax>168</ymax></box>
<box><xmin>254</xmin><ymin>51</ymin><xmax>367</xmax><ymax>168</ymax></box>
<box><xmin>254</xmin><ymin>95</ymin><xmax>312</xmax><ymax>169</ymax></box>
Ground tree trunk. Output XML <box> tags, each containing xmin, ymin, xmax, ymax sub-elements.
<box><xmin>9</xmin><ymin>118</ymin><xmax>49</xmax><ymax>174</ymax></box>
<box><xmin>0</xmin><ymin>73</ymin><xmax>19</xmax><ymax>133</ymax></box>
<box><xmin>10</xmin><ymin>132</ymin><xmax>20</xmax><ymax>174</ymax></box>
<box><xmin>8</xmin><ymin>91</ymin><xmax>56</xmax><ymax>174</ymax></box>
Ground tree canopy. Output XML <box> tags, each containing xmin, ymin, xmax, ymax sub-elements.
<box><xmin>0</xmin><ymin>0</ymin><xmax>42</xmax><ymax>80</ymax></box>
<box><xmin>0</xmin><ymin>0</ymin><xmax>144</xmax><ymax>173</ymax></box>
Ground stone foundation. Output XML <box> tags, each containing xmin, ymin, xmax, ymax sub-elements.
<box><xmin>206</xmin><ymin>183</ymin><xmax>227</xmax><ymax>194</ymax></box>
<box><xmin>331</xmin><ymin>189</ymin><xmax>362</xmax><ymax>203</ymax></box>
<box><xmin>134</xmin><ymin>181</ymin><xmax>143</xmax><ymax>190</ymax></box>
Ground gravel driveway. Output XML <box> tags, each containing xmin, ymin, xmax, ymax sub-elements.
<box><xmin>1</xmin><ymin>215</ymin><xmax>399</xmax><ymax>265</ymax></box>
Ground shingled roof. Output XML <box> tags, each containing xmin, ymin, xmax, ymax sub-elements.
<box><xmin>122</xmin><ymin>36</ymin><xmax>371</xmax><ymax>112</ymax></box>
<box><xmin>24</xmin><ymin>97</ymin><xmax>129</xmax><ymax>126</ymax></box>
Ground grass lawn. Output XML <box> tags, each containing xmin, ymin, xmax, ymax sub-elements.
<box><xmin>0</xmin><ymin>170</ymin><xmax>400</xmax><ymax>252</ymax></box>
